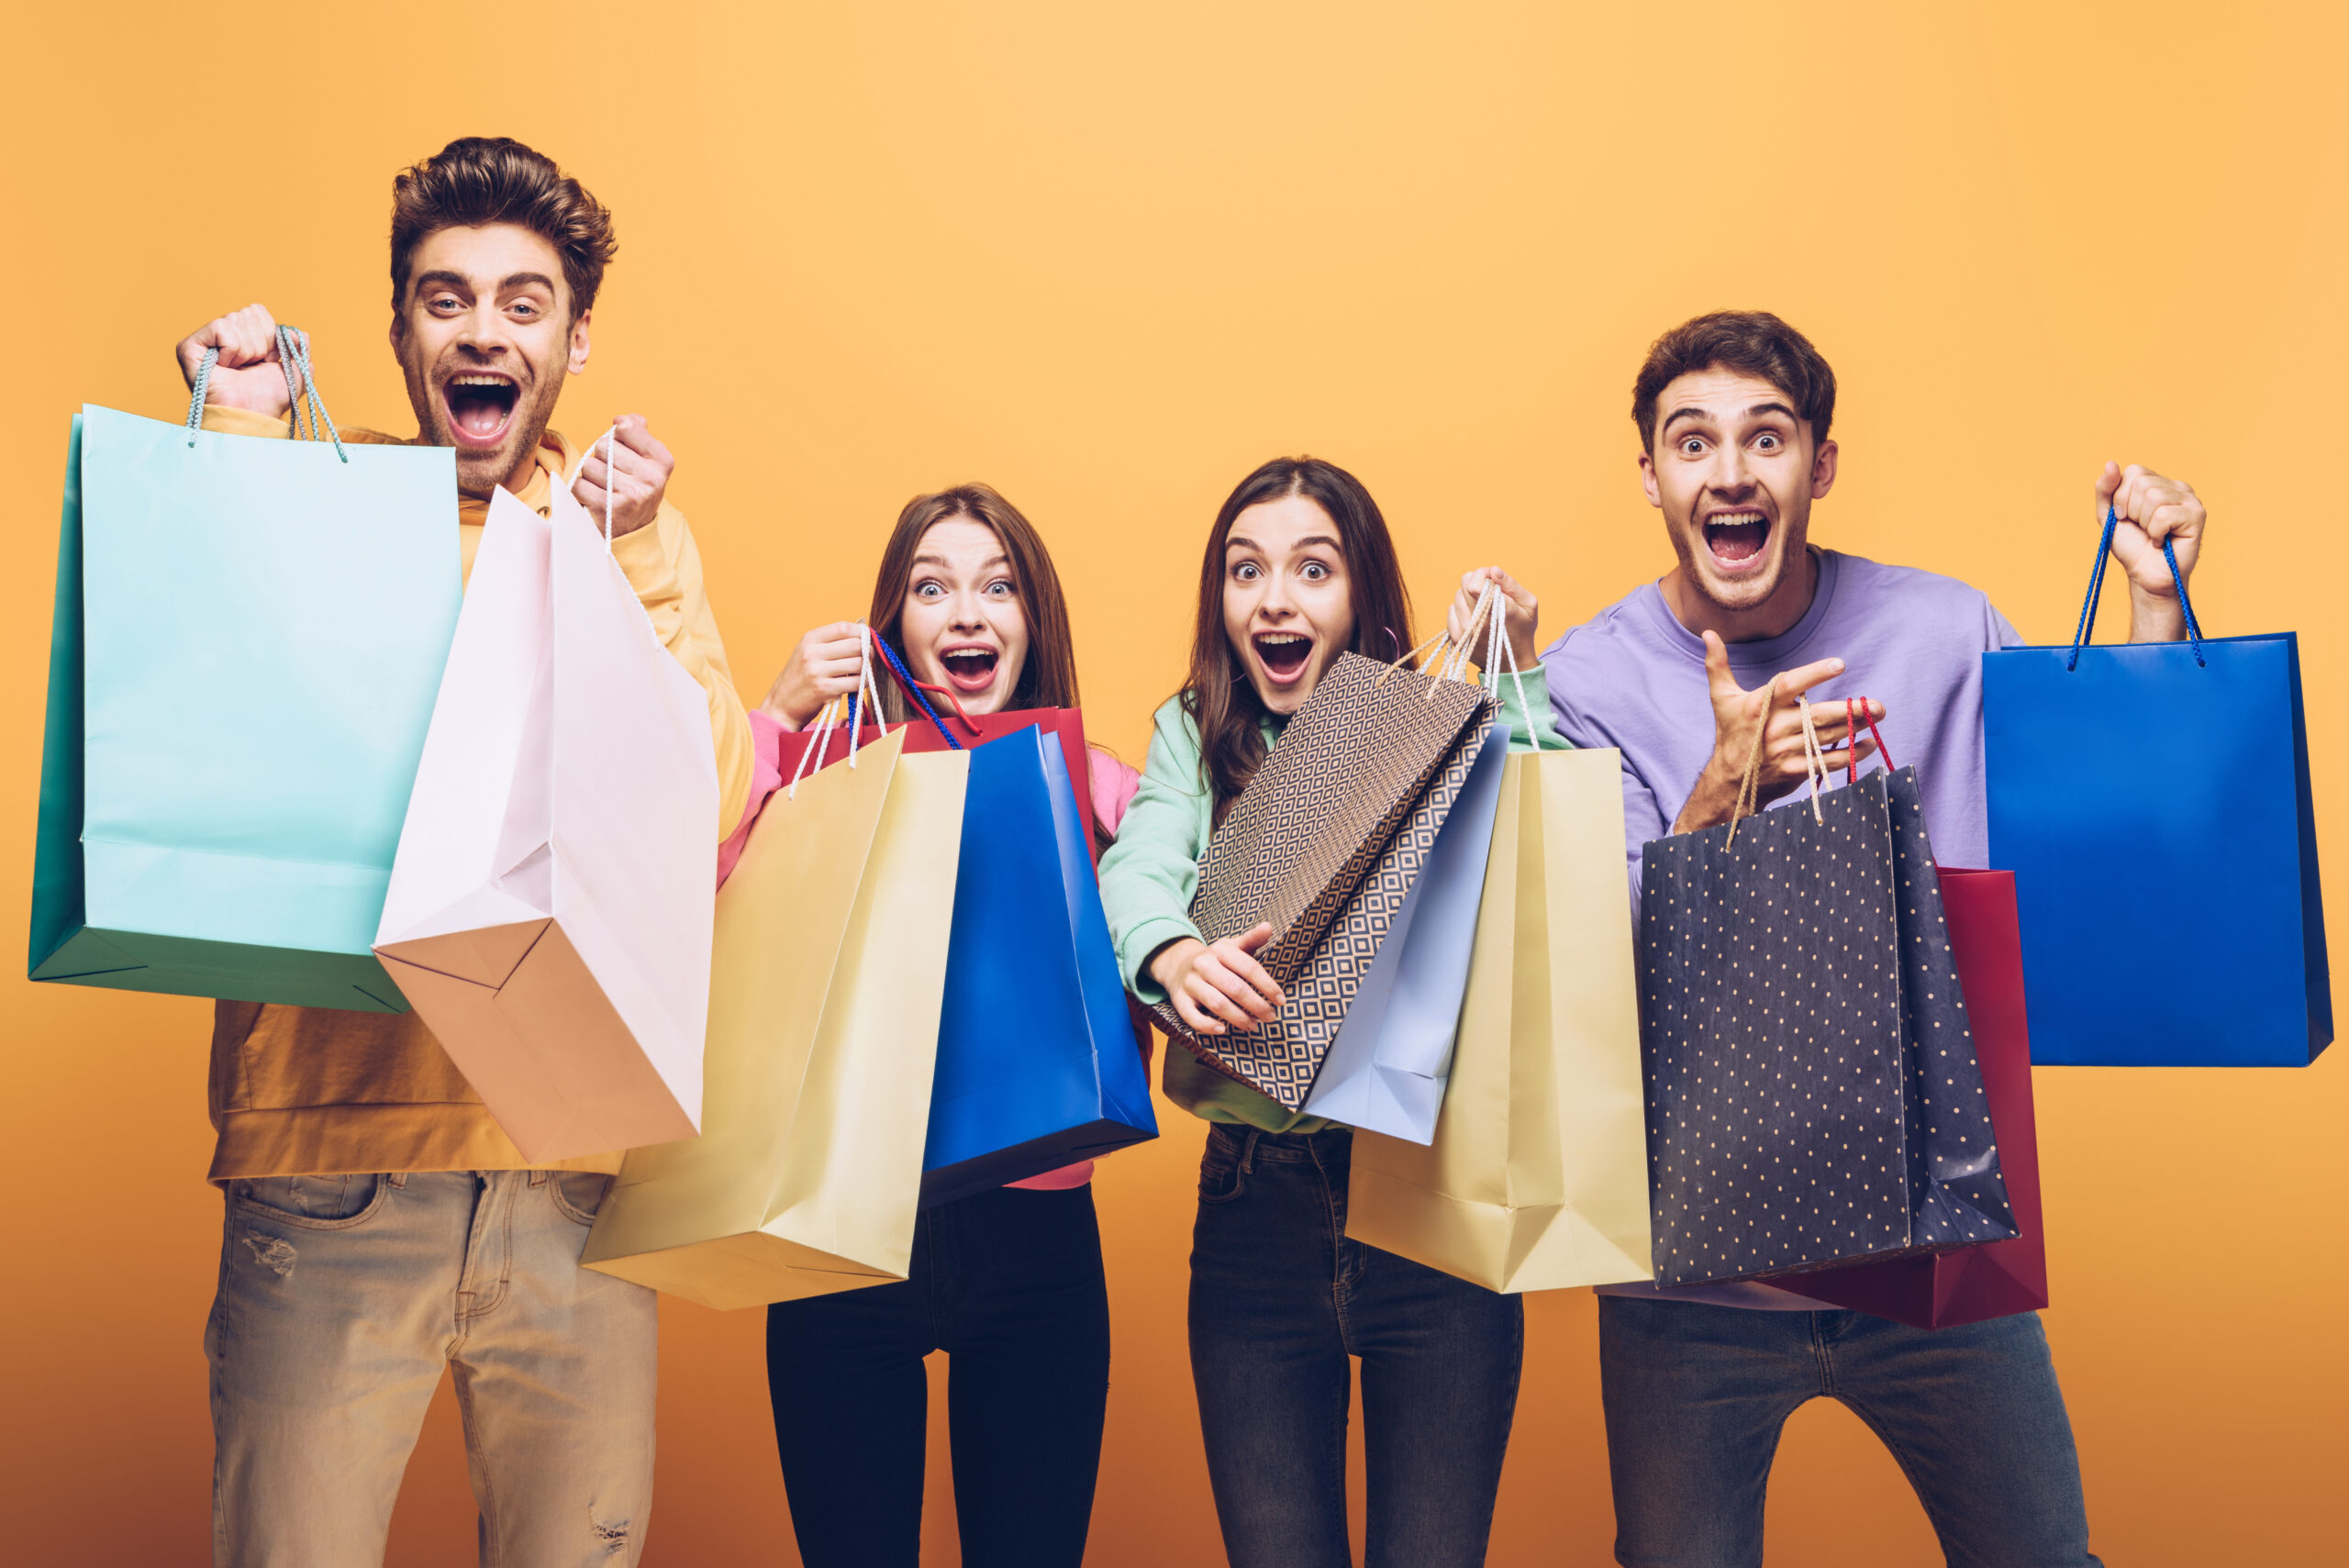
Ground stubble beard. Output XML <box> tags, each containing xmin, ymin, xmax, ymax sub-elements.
<box><xmin>1672</xmin><ymin>502</ymin><xmax>1808</xmax><ymax>617</ymax></box>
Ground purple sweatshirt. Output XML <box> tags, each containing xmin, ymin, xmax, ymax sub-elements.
<box><xmin>1541</xmin><ymin>548</ymin><xmax>2022</xmax><ymax>1309</ymax></box>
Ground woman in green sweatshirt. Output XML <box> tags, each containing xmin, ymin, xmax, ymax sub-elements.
<box><xmin>1097</xmin><ymin>455</ymin><xmax>1564</xmax><ymax>1568</ymax></box>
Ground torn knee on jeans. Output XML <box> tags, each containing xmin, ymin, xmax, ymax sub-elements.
<box><xmin>241</xmin><ymin>1236</ymin><xmax>296</xmax><ymax>1277</ymax></box>
<box><xmin>590</xmin><ymin>1511</ymin><xmax>629</xmax><ymax>1554</ymax></box>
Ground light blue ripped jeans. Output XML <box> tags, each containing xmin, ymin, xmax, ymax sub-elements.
<box><xmin>206</xmin><ymin>1170</ymin><xmax>656</xmax><ymax>1567</ymax></box>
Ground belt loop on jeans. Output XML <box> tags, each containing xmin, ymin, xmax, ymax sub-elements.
<box><xmin>1238</xmin><ymin>1127</ymin><xmax>1262</xmax><ymax>1175</ymax></box>
<box><xmin>387</xmin><ymin>1173</ymin><xmax>408</xmax><ymax>1189</ymax></box>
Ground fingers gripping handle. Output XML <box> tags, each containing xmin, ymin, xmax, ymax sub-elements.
<box><xmin>2067</xmin><ymin>504</ymin><xmax>2206</xmax><ymax>670</ymax></box>
<box><xmin>185</xmin><ymin>326</ymin><xmax>347</xmax><ymax>462</ymax></box>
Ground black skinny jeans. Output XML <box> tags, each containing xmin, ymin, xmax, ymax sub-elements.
<box><xmin>765</xmin><ymin>1183</ymin><xmax>1111</xmax><ymax>1568</ymax></box>
<box><xmin>1190</xmin><ymin>1124</ymin><xmax>1524</xmax><ymax>1568</ymax></box>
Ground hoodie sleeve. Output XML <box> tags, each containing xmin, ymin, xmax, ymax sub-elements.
<box><xmin>1097</xmin><ymin>699</ymin><xmax>1216</xmax><ymax>1003</ymax></box>
<box><xmin>607</xmin><ymin>503</ymin><xmax>756</xmax><ymax>842</ymax></box>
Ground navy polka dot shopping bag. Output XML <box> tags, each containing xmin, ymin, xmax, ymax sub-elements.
<box><xmin>1639</xmin><ymin>754</ymin><xmax>2021</xmax><ymax>1289</ymax></box>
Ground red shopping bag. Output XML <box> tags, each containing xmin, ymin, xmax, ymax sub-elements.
<box><xmin>773</xmin><ymin>637</ymin><xmax>1100</xmax><ymax>855</ymax></box>
<box><xmin>1761</xmin><ymin>867</ymin><xmax>2051</xmax><ymax>1327</ymax></box>
<box><xmin>718</xmin><ymin>639</ymin><xmax>1102</xmax><ymax>889</ymax></box>
<box><xmin>783</xmin><ymin>707</ymin><xmax>1097</xmax><ymax>850</ymax></box>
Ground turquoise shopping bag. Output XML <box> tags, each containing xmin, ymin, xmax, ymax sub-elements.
<box><xmin>29</xmin><ymin>332</ymin><xmax>462</xmax><ymax>1011</ymax></box>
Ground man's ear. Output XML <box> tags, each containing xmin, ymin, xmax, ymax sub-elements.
<box><xmin>568</xmin><ymin>308</ymin><xmax>592</xmax><ymax>376</ymax></box>
<box><xmin>1810</xmin><ymin>437</ymin><xmax>1839</xmax><ymax>500</ymax></box>
<box><xmin>388</xmin><ymin>309</ymin><xmax>405</xmax><ymax>355</ymax></box>
<box><xmin>1639</xmin><ymin>450</ymin><xmax>1664</xmax><ymax>510</ymax></box>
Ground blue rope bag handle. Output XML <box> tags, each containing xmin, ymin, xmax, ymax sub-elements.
<box><xmin>185</xmin><ymin>326</ymin><xmax>348</xmax><ymax>462</ymax></box>
<box><xmin>2065</xmin><ymin>504</ymin><xmax>2206</xmax><ymax>670</ymax></box>
<box><xmin>870</xmin><ymin>634</ymin><xmax>963</xmax><ymax>751</ymax></box>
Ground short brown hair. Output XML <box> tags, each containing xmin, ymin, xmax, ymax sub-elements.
<box><xmin>389</xmin><ymin>137</ymin><xmax>618</xmax><ymax>317</ymax></box>
<box><xmin>1632</xmin><ymin>310</ymin><xmax>1836</xmax><ymax>454</ymax></box>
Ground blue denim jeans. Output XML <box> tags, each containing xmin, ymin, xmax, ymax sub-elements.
<box><xmin>1188</xmin><ymin>1124</ymin><xmax>1523</xmax><ymax>1568</ymax></box>
<box><xmin>1600</xmin><ymin>1296</ymin><xmax>2100</xmax><ymax>1568</ymax></box>
<box><xmin>207</xmin><ymin>1170</ymin><xmax>655</xmax><ymax>1568</ymax></box>
<box><xmin>765</xmin><ymin>1184</ymin><xmax>1111</xmax><ymax>1568</ymax></box>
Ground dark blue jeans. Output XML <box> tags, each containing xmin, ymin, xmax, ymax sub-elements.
<box><xmin>1600</xmin><ymin>1296</ymin><xmax>2101</xmax><ymax>1568</ymax></box>
<box><xmin>765</xmin><ymin>1184</ymin><xmax>1110</xmax><ymax>1568</ymax></box>
<box><xmin>1189</xmin><ymin>1124</ymin><xmax>1524</xmax><ymax>1568</ymax></box>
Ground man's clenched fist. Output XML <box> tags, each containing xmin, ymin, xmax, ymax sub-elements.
<box><xmin>175</xmin><ymin>304</ymin><xmax>299</xmax><ymax>417</ymax></box>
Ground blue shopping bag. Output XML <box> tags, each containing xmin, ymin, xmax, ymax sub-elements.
<box><xmin>1983</xmin><ymin>513</ymin><xmax>2330</xmax><ymax>1064</ymax></box>
<box><xmin>29</xmin><ymin>334</ymin><xmax>462</xmax><ymax>1011</ymax></box>
<box><xmin>1299</xmin><ymin>718</ymin><xmax>1508</xmax><ymax>1142</ymax></box>
<box><xmin>921</xmin><ymin>723</ymin><xmax>1158</xmax><ymax>1205</ymax></box>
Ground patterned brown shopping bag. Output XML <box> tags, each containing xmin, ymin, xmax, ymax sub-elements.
<box><xmin>1151</xmin><ymin>651</ymin><xmax>1494</xmax><ymax>1109</ymax></box>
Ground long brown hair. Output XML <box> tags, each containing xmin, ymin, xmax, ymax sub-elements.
<box><xmin>863</xmin><ymin>483</ymin><xmax>1109</xmax><ymax>841</ymax></box>
<box><xmin>1181</xmin><ymin>457</ymin><xmax>1413</xmax><ymax>819</ymax></box>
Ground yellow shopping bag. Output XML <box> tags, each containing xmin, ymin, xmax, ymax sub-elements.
<box><xmin>582</xmin><ymin>728</ymin><xmax>967</xmax><ymax>1309</ymax></box>
<box><xmin>1345</xmin><ymin>748</ymin><xmax>1653</xmax><ymax>1292</ymax></box>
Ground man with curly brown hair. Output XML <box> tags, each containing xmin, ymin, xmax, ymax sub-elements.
<box><xmin>175</xmin><ymin>136</ymin><xmax>752</xmax><ymax>1568</ymax></box>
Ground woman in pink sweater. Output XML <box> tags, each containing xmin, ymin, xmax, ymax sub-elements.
<box><xmin>747</xmin><ymin>483</ymin><xmax>1139</xmax><ymax>1568</ymax></box>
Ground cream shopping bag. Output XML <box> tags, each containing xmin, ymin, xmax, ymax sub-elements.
<box><xmin>1345</xmin><ymin>748</ymin><xmax>1653</xmax><ymax>1292</ymax></box>
<box><xmin>373</xmin><ymin>460</ymin><xmax>718</xmax><ymax>1162</ymax></box>
<box><xmin>583</xmin><ymin>728</ymin><xmax>967</xmax><ymax>1309</ymax></box>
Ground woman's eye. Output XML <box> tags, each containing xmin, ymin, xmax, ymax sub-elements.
<box><xmin>1234</xmin><ymin>562</ymin><xmax>1260</xmax><ymax>582</ymax></box>
<box><xmin>1300</xmin><ymin>562</ymin><xmax>1328</xmax><ymax>581</ymax></box>
<box><xmin>915</xmin><ymin>582</ymin><xmax>944</xmax><ymax>599</ymax></box>
<box><xmin>985</xmin><ymin>579</ymin><xmax>1015</xmax><ymax>597</ymax></box>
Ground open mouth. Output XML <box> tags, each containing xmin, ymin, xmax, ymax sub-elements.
<box><xmin>938</xmin><ymin>645</ymin><xmax>1000</xmax><ymax>694</ymax></box>
<box><xmin>1703</xmin><ymin>509</ymin><xmax>1771</xmax><ymax>570</ymax></box>
<box><xmin>442</xmin><ymin>373</ymin><xmax>520</xmax><ymax>450</ymax></box>
<box><xmin>1252</xmin><ymin>630</ymin><xmax>1315</xmax><ymax>683</ymax></box>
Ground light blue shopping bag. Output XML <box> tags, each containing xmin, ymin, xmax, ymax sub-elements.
<box><xmin>29</xmin><ymin>330</ymin><xmax>462</xmax><ymax>1011</ymax></box>
<box><xmin>1300</xmin><ymin>718</ymin><xmax>1507</xmax><ymax>1141</ymax></box>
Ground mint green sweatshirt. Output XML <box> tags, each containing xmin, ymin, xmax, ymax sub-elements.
<box><xmin>1098</xmin><ymin>666</ymin><xmax>1567</xmax><ymax>1132</ymax></box>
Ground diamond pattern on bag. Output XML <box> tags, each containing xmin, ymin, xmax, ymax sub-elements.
<box><xmin>1152</xmin><ymin>653</ymin><xmax>1494</xmax><ymax>1110</ymax></box>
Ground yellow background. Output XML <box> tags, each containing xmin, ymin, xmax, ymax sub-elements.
<box><xmin>4</xmin><ymin>4</ymin><xmax>2343</xmax><ymax>1562</ymax></box>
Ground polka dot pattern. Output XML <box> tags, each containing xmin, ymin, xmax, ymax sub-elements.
<box><xmin>1637</xmin><ymin>766</ymin><xmax>2020</xmax><ymax>1288</ymax></box>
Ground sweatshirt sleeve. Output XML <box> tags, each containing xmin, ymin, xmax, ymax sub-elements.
<box><xmin>198</xmin><ymin>404</ymin><xmax>406</xmax><ymax>445</ymax></box>
<box><xmin>607</xmin><ymin>504</ymin><xmax>756</xmax><ymax>842</ymax></box>
<box><xmin>199</xmin><ymin>404</ymin><xmax>293</xmax><ymax>438</ymax></box>
<box><xmin>1488</xmin><ymin>664</ymin><xmax>1570</xmax><ymax>752</ymax></box>
<box><xmin>1097</xmin><ymin>700</ymin><xmax>1214</xmax><ymax>1003</ymax></box>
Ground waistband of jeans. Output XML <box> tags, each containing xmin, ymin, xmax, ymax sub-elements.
<box><xmin>1206</xmin><ymin>1122</ymin><xmax>1353</xmax><ymax>1165</ymax></box>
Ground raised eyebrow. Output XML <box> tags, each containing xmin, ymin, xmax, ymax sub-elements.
<box><xmin>1291</xmin><ymin>534</ymin><xmax>1342</xmax><ymax>552</ymax></box>
<box><xmin>500</xmin><ymin>272</ymin><xmax>560</xmax><ymax>295</ymax></box>
<box><xmin>412</xmin><ymin>270</ymin><xmax>473</xmax><ymax>295</ymax></box>
<box><xmin>1660</xmin><ymin>406</ymin><xmax>1716</xmax><ymax>436</ymax></box>
<box><xmin>1744</xmin><ymin>401</ymin><xmax>1799</xmax><ymax>424</ymax></box>
<box><xmin>910</xmin><ymin>553</ymin><xmax>1013</xmax><ymax>572</ymax></box>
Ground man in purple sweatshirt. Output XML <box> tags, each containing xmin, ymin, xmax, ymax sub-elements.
<box><xmin>1542</xmin><ymin>309</ymin><xmax>2206</xmax><ymax>1568</ymax></box>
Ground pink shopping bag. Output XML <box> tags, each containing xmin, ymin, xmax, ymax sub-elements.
<box><xmin>373</xmin><ymin>472</ymin><xmax>718</xmax><ymax>1162</ymax></box>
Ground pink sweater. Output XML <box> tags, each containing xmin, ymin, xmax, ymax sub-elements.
<box><xmin>724</xmin><ymin>709</ymin><xmax>1147</xmax><ymax>1189</ymax></box>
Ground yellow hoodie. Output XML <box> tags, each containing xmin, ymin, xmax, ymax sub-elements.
<box><xmin>197</xmin><ymin>404</ymin><xmax>754</xmax><ymax>1179</ymax></box>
